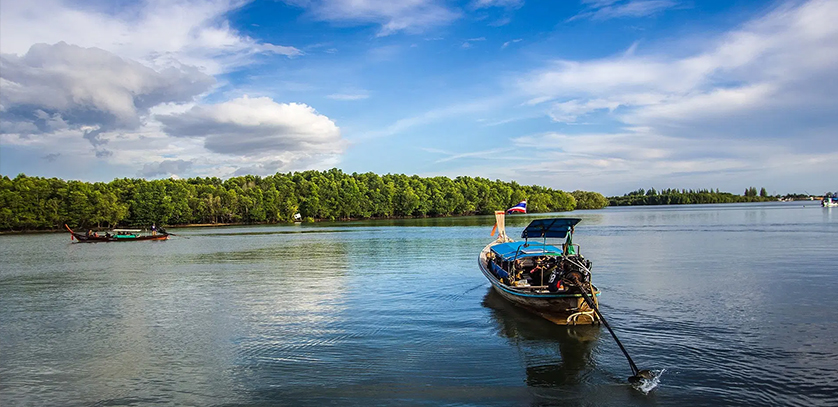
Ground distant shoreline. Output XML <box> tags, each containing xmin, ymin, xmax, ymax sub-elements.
<box><xmin>2</xmin><ymin>200</ymin><xmax>823</xmax><ymax>236</ymax></box>
<box><xmin>0</xmin><ymin>221</ymin><xmax>268</xmax><ymax>235</ymax></box>
<box><xmin>0</xmin><ymin>213</ymin><xmax>506</xmax><ymax>235</ymax></box>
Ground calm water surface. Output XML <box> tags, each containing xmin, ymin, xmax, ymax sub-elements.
<box><xmin>1</xmin><ymin>202</ymin><xmax>837</xmax><ymax>406</ymax></box>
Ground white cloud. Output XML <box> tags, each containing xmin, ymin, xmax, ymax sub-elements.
<box><xmin>139</xmin><ymin>159</ymin><xmax>194</xmax><ymax>177</ymax></box>
<box><xmin>0</xmin><ymin>0</ymin><xmax>301</xmax><ymax>75</ymax></box>
<box><xmin>521</xmin><ymin>0</ymin><xmax>838</xmax><ymax>145</ymax></box>
<box><xmin>285</xmin><ymin>0</ymin><xmax>460</xmax><ymax>37</ymax></box>
<box><xmin>548</xmin><ymin>98</ymin><xmax>623</xmax><ymax>123</ymax></box>
<box><xmin>421</xmin><ymin>147</ymin><xmax>512</xmax><ymax>163</ymax></box>
<box><xmin>485</xmin><ymin>0</ymin><xmax>838</xmax><ymax>192</ymax></box>
<box><xmin>0</xmin><ymin>0</ymin><xmax>336</xmax><ymax>178</ymax></box>
<box><xmin>258</xmin><ymin>44</ymin><xmax>304</xmax><ymax>58</ymax></box>
<box><xmin>327</xmin><ymin>93</ymin><xmax>370</xmax><ymax>101</ymax></box>
<box><xmin>625</xmin><ymin>84</ymin><xmax>777</xmax><ymax>124</ymax></box>
<box><xmin>1</xmin><ymin>48</ymin><xmax>343</xmax><ymax>178</ymax></box>
<box><xmin>3</xmin><ymin>96</ymin><xmax>345</xmax><ymax>179</ymax></box>
<box><xmin>0</xmin><ymin>42</ymin><xmax>215</xmax><ymax>156</ymax></box>
<box><xmin>501</xmin><ymin>38</ymin><xmax>522</xmax><ymax>49</ymax></box>
<box><xmin>521</xmin><ymin>58</ymin><xmax>695</xmax><ymax>97</ymax></box>
<box><xmin>501</xmin><ymin>130</ymin><xmax>836</xmax><ymax>194</ymax></box>
<box><xmin>462</xmin><ymin>37</ymin><xmax>487</xmax><ymax>48</ymax></box>
<box><xmin>361</xmin><ymin>96</ymin><xmax>506</xmax><ymax>140</ymax></box>
<box><xmin>570</xmin><ymin>0</ymin><xmax>679</xmax><ymax>22</ymax></box>
<box><xmin>471</xmin><ymin>0</ymin><xmax>524</xmax><ymax>9</ymax></box>
<box><xmin>581</xmin><ymin>0</ymin><xmax>620</xmax><ymax>6</ymax></box>
<box><xmin>156</xmin><ymin>96</ymin><xmax>345</xmax><ymax>157</ymax></box>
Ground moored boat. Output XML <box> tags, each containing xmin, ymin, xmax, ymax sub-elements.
<box><xmin>478</xmin><ymin>211</ymin><xmax>600</xmax><ymax>325</ymax></box>
<box><xmin>822</xmin><ymin>194</ymin><xmax>838</xmax><ymax>207</ymax></box>
<box><xmin>64</xmin><ymin>224</ymin><xmax>169</xmax><ymax>242</ymax></box>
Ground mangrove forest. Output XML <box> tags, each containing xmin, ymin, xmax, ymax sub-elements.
<box><xmin>608</xmin><ymin>188</ymin><xmax>776</xmax><ymax>206</ymax></box>
<box><xmin>0</xmin><ymin>169</ymin><xmax>608</xmax><ymax>231</ymax></box>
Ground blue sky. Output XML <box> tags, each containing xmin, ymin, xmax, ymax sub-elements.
<box><xmin>1</xmin><ymin>0</ymin><xmax>836</xmax><ymax>195</ymax></box>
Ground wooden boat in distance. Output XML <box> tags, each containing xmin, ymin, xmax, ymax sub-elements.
<box><xmin>64</xmin><ymin>224</ymin><xmax>169</xmax><ymax>243</ymax></box>
<box><xmin>478</xmin><ymin>212</ymin><xmax>600</xmax><ymax>325</ymax></box>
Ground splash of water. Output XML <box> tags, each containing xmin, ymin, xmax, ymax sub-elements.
<box><xmin>632</xmin><ymin>369</ymin><xmax>665</xmax><ymax>394</ymax></box>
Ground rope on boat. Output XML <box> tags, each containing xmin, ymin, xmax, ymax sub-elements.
<box><xmin>564</xmin><ymin>255</ymin><xmax>600</xmax><ymax>325</ymax></box>
<box><xmin>567</xmin><ymin>309</ymin><xmax>597</xmax><ymax>325</ymax></box>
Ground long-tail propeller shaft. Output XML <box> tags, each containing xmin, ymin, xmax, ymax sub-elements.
<box><xmin>566</xmin><ymin>267</ymin><xmax>652</xmax><ymax>383</ymax></box>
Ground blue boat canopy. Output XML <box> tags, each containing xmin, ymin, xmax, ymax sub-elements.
<box><xmin>521</xmin><ymin>218</ymin><xmax>581</xmax><ymax>239</ymax></box>
<box><xmin>490</xmin><ymin>242</ymin><xmax>563</xmax><ymax>261</ymax></box>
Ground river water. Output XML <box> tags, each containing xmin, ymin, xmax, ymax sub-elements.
<box><xmin>1</xmin><ymin>202</ymin><xmax>837</xmax><ymax>406</ymax></box>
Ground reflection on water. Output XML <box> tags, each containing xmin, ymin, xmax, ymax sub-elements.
<box><xmin>483</xmin><ymin>289</ymin><xmax>600</xmax><ymax>387</ymax></box>
<box><xmin>2</xmin><ymin>202</ymin><xmax>837</xmax><ymax>406</ymax></box>
<box><xmin>0</xmin><ymin>229</ymin><xmax>356</xmax><ymax>406</ymax></box>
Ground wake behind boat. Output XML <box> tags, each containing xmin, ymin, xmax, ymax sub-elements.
<box><xmin>478</xmin><ymin>211</ymin><xmax>600</xmax><ymax>325</ymax></box>
<box><xmin>64</xmin><ymin>224</ymin><xmax>169</xmax><ymax>243</ymax></box>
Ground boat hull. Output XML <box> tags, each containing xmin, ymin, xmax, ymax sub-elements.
<box><xmin>479</xmin><ymin>243</ymin><xmax>600</xmax><ymax>325</ymax></box>
<box><xmin>70</xmin><ymin>233</ymin><xmax>169</xmax><ymax>243</ymax></box>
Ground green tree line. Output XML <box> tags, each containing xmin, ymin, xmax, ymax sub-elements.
<box><xmin>608</xmin><ymin>187</ymin><xmax>776</xmax><ymax>206</ymax></box>
<box><xmin>0</xmin><ymin>169</ymin><xmax>608</xmax><ymax>231</ymax></box>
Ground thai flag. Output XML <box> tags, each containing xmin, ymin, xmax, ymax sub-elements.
<box><xmin>506</xmin><ymin>200</ymin><xmax>527</xmax><ymax>214</ymax></box>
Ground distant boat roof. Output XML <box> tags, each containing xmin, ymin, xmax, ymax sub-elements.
<box><xmin>521</xmin><ymin>218</ymin><xmax>581</xmax><ymax>239</ymax></box>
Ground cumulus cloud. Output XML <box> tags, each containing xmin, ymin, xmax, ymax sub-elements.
<box><xmin>0</xmin><ymin>1</ymin><xmax>344</xmax><ymax>178</ymax></box>
<box><xmin>0</xmin><ymin>42</ymin><xmax>215</xmax><ymax>151</ymax></box>
<box><xmin>284</xmin><ymin>0</ymin><xmax>460</xmax><ymax>36</ymax></box>
<box><xmin>0</xmin><ymin>0</ymin><xmax>301</xmax><ymax>75</ymax></box>
<box><xmin>156</xmin><ymin>95</ymin><xmax>345</xmax><ymax>157</ymax></box>
<box><xmin>0</xmin><ymin>45</ymin><xmax>339</xmax><ymax>177</ymax></box>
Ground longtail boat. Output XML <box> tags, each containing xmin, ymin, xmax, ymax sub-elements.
<box><xmin>64</xmin><ymin>224</ymin><xmax>169</xmax><ymax>243</ymax></box>
<box><xmin>478</xmin><ymin>211</ymin><xmax>600</xmax><ymax>325</ymax></box>
<box><xmin>480</xmin><ymin>212</ymin><xmax>657</xmax><ymax>384</ymax></box>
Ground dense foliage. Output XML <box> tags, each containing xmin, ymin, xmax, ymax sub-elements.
<box><xmin>608</xmin><ymin>188</ymin><xmax>776</xmax><ymax>206</ymax></box>
<box><xmin>571</xmin><ymin>190</ymin><xmax>610</xmax><ymax>210</ymax></box>
<box><xmin>0</xmin><ymin>170</ymin><xmax>608</xmax><ymax>231</ymax></box>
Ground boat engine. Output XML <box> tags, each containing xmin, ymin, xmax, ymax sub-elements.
<box><xmin>547</xmin><ymin>256</ymin><xmax>592</xmax><ymax>293</ymax></box>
